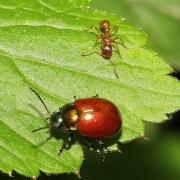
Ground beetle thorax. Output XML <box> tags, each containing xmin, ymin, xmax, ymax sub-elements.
<box><xmin>62</xmin><ymin>105</ymin><xmax>79</xmax><ymax>131</ymax></box>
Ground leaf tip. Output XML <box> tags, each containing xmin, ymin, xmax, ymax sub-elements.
<box><xmin>8</xmin><ymin>172</ymin><xmax>14</xmax><ymax>177</ymax></box>
<box><xmin>140</xmin><ymin>132</ymin><xmax>149</xmax><ymax>141</ymax></box>
<box><xmin>32</xmin><ymin>176</ymin><xmax>37</xmax><ymax>180</ymax></box>
<box><xmin>74</xmin><ymin>170</ymin><xmax>81</xmax><ymax>179</ymax></box>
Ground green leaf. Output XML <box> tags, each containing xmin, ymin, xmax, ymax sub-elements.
<box><xmin>91</xmin><ymin>0</ymin><xmax>180</xmax><ymax>69</ymax></box>
<box><xmin>0</xmin><ymin>0</ymin><xmax>179</xmax><ymax>178</ymax></box>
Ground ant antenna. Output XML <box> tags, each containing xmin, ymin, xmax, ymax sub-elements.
<box><xmin>29</xmin><ymin>87</ymin><xmax>51</xmax><ymax>117</ymax></box>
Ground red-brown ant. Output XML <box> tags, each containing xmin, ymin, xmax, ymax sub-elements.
<box><xmin>81</xmin><ymin>20</ymin><xmax>126</xmax><ymax>78</ymax></box>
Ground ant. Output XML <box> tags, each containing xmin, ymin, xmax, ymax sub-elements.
<box><xmin>81</xmin><ymin>20</ymin><xmax>126</xmax><ymax>78</ymax></box>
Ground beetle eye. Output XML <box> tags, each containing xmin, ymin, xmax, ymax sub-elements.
<box><xmin>57</xmin><ymin>118</ymin><xmax>63</xmax><ymax>125</ymax></box>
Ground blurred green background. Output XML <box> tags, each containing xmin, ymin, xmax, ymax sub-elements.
<box><xmin>1</xmin><ymin>0</ymin><xmax>180</xmax><ymax>179</ymax></box>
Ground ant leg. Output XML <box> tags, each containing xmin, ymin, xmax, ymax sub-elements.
<box><xmin>81</xmin><ymin>40</ymin><xmax>102</xmax><ymax>57</ymax></box>
<box><xmin>112</xmin><ymin>44</ymin><xmax>122</xmax><ymax>59</ymax></box>
<box><xmin>111</xmin><ymin>25</ymin><xmax>118</xmax><ymax>36</ymax></box>
<box><xmin>109</xmin><ymin>57</ymin><xmax>119</xmax><ymax>79</ymax></box>
<box><xmin>57</xmin><ymin>133</ymin><xmax>74</xmax><ymax>155</ymax></box>
<box><xmin>82</xmin><ymin>26</ymin><xmax>101</xmax><ymax>36</ymax></box>
<box><xmin>81</xmin><ymin>26</ymin><xmax>100</xmax><ymax>33</ymax></box>
<box><xmin>81</xmin><ymin>32</ymin><xmax>102</xmax><ymax>54</ymax></box>
<box><xmin>81</xmin><ymin>48</ymin><xmax>101</xmax><ymax>57</ymax></box>
<box><xmin>95</xmin><ymin>27</ymin><xmax>101</xmax><ymax>35</ymax></box>
<box><xmin>112</xmin><ymin>37</ymin><xmax>127</xmax><ymax>48</ymax></box>
<box><xmin>80</xmin><ymin>25</ymin><xmax>95</xmax><ymax>32</ymax></box>
<box><xmin>81</xmin><ymin>26</ymin><xmax>102</xmax><ymax>57</ymax></box>
<box><xmin>81</xmin><ymin>26</ymin><xmax>102</xmax><ymax>39</ymax></box>
<box><xmin>81</xmin><ymin>37</ymin><xmax>101</xmax><ymax>56</ymax></box>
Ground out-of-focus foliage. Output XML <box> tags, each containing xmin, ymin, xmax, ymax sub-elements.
<box><xmin>80</xmin><ymin>132</ymin><xmax>180</xmax><ymax>180</ymax></box>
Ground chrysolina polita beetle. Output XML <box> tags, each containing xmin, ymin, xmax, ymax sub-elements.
<box><xmin>30</xmin><ymin>87</ymin><xmax>122</xmax><ymax>160</ymax></box>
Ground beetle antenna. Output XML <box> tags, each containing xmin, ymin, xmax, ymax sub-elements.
<box><xmin>29</xmin><ymin>87</ymin><xmax>51</xmax><ymax>117</ymax></box>
<box><xmin>32</xmin><ymin>136</ymin><xmax>53</xmax><ymax>148</ymax></box>
<box><xmin>32</xmin><ymin>126</ymin><xmax>49</xmax><ymax>133</ymax></box>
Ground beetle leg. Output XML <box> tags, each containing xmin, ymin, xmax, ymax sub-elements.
<box><xmin>74</xmin><ymin>96</ymin><xmax>77</xmax><ymax>101</ymax></box>
<box><xmin>96</xmin><ymin>140</ymin><xmax>110</xmax><ymax>154</ymax></box>
<box><xmin>32</xmin><ymin>136</ymin><xmax>52</xmax><ymax>148</ymax></box>
<box><xmin>57</xmin><ymin>133</ymin><xmax>74</xmax><ymax>155</ymax></box>
<box><xmin>94</xmin><ymin>140</ymin><xmax>109</xmax><ymax>161</ymax></box>
<box><xmin>84</xmin><ymin>137</ymin><xmax>92</xmax><ymax>147</ymax></box>
<box><xmin>84</xmin><ymin>137</ymin><xmax>106</xmax><ymax>161</ymax></box>
<box><xmin>96</xmin><ymin>149</ymin><xmax>106</xmax><ymax>161</ymax></box>
<box><xmin>92</xmin><ymin>94</ymin><xmax>99</xmax><ymax>98</ymax></box>
<box><xmin>117</xmin><ymin>142</ymin><xmax>122</xmax><ymax>154</ymax></box>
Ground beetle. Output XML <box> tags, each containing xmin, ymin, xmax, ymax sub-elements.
<box><xmin>30</xmin><ymin>87</ymin><xmax>122</xmax><ymax>160</ymax></box>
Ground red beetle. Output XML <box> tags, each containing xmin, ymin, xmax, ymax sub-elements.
<box><xmin>30</xmin><ymin>88</ymin><xmax>122</xmax><ymax>160</ymax></box>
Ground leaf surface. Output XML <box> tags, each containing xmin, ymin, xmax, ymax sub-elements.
<box><xmin>0</xmin><ymin>0</ymin><xmax>179</xmax><ymax>177</ymax></box>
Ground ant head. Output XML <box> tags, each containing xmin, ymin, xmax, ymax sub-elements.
<box><xmin>100</xmin><ymin>20</ymin><xmax>110</xmax><ymax>32</ymax></box>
